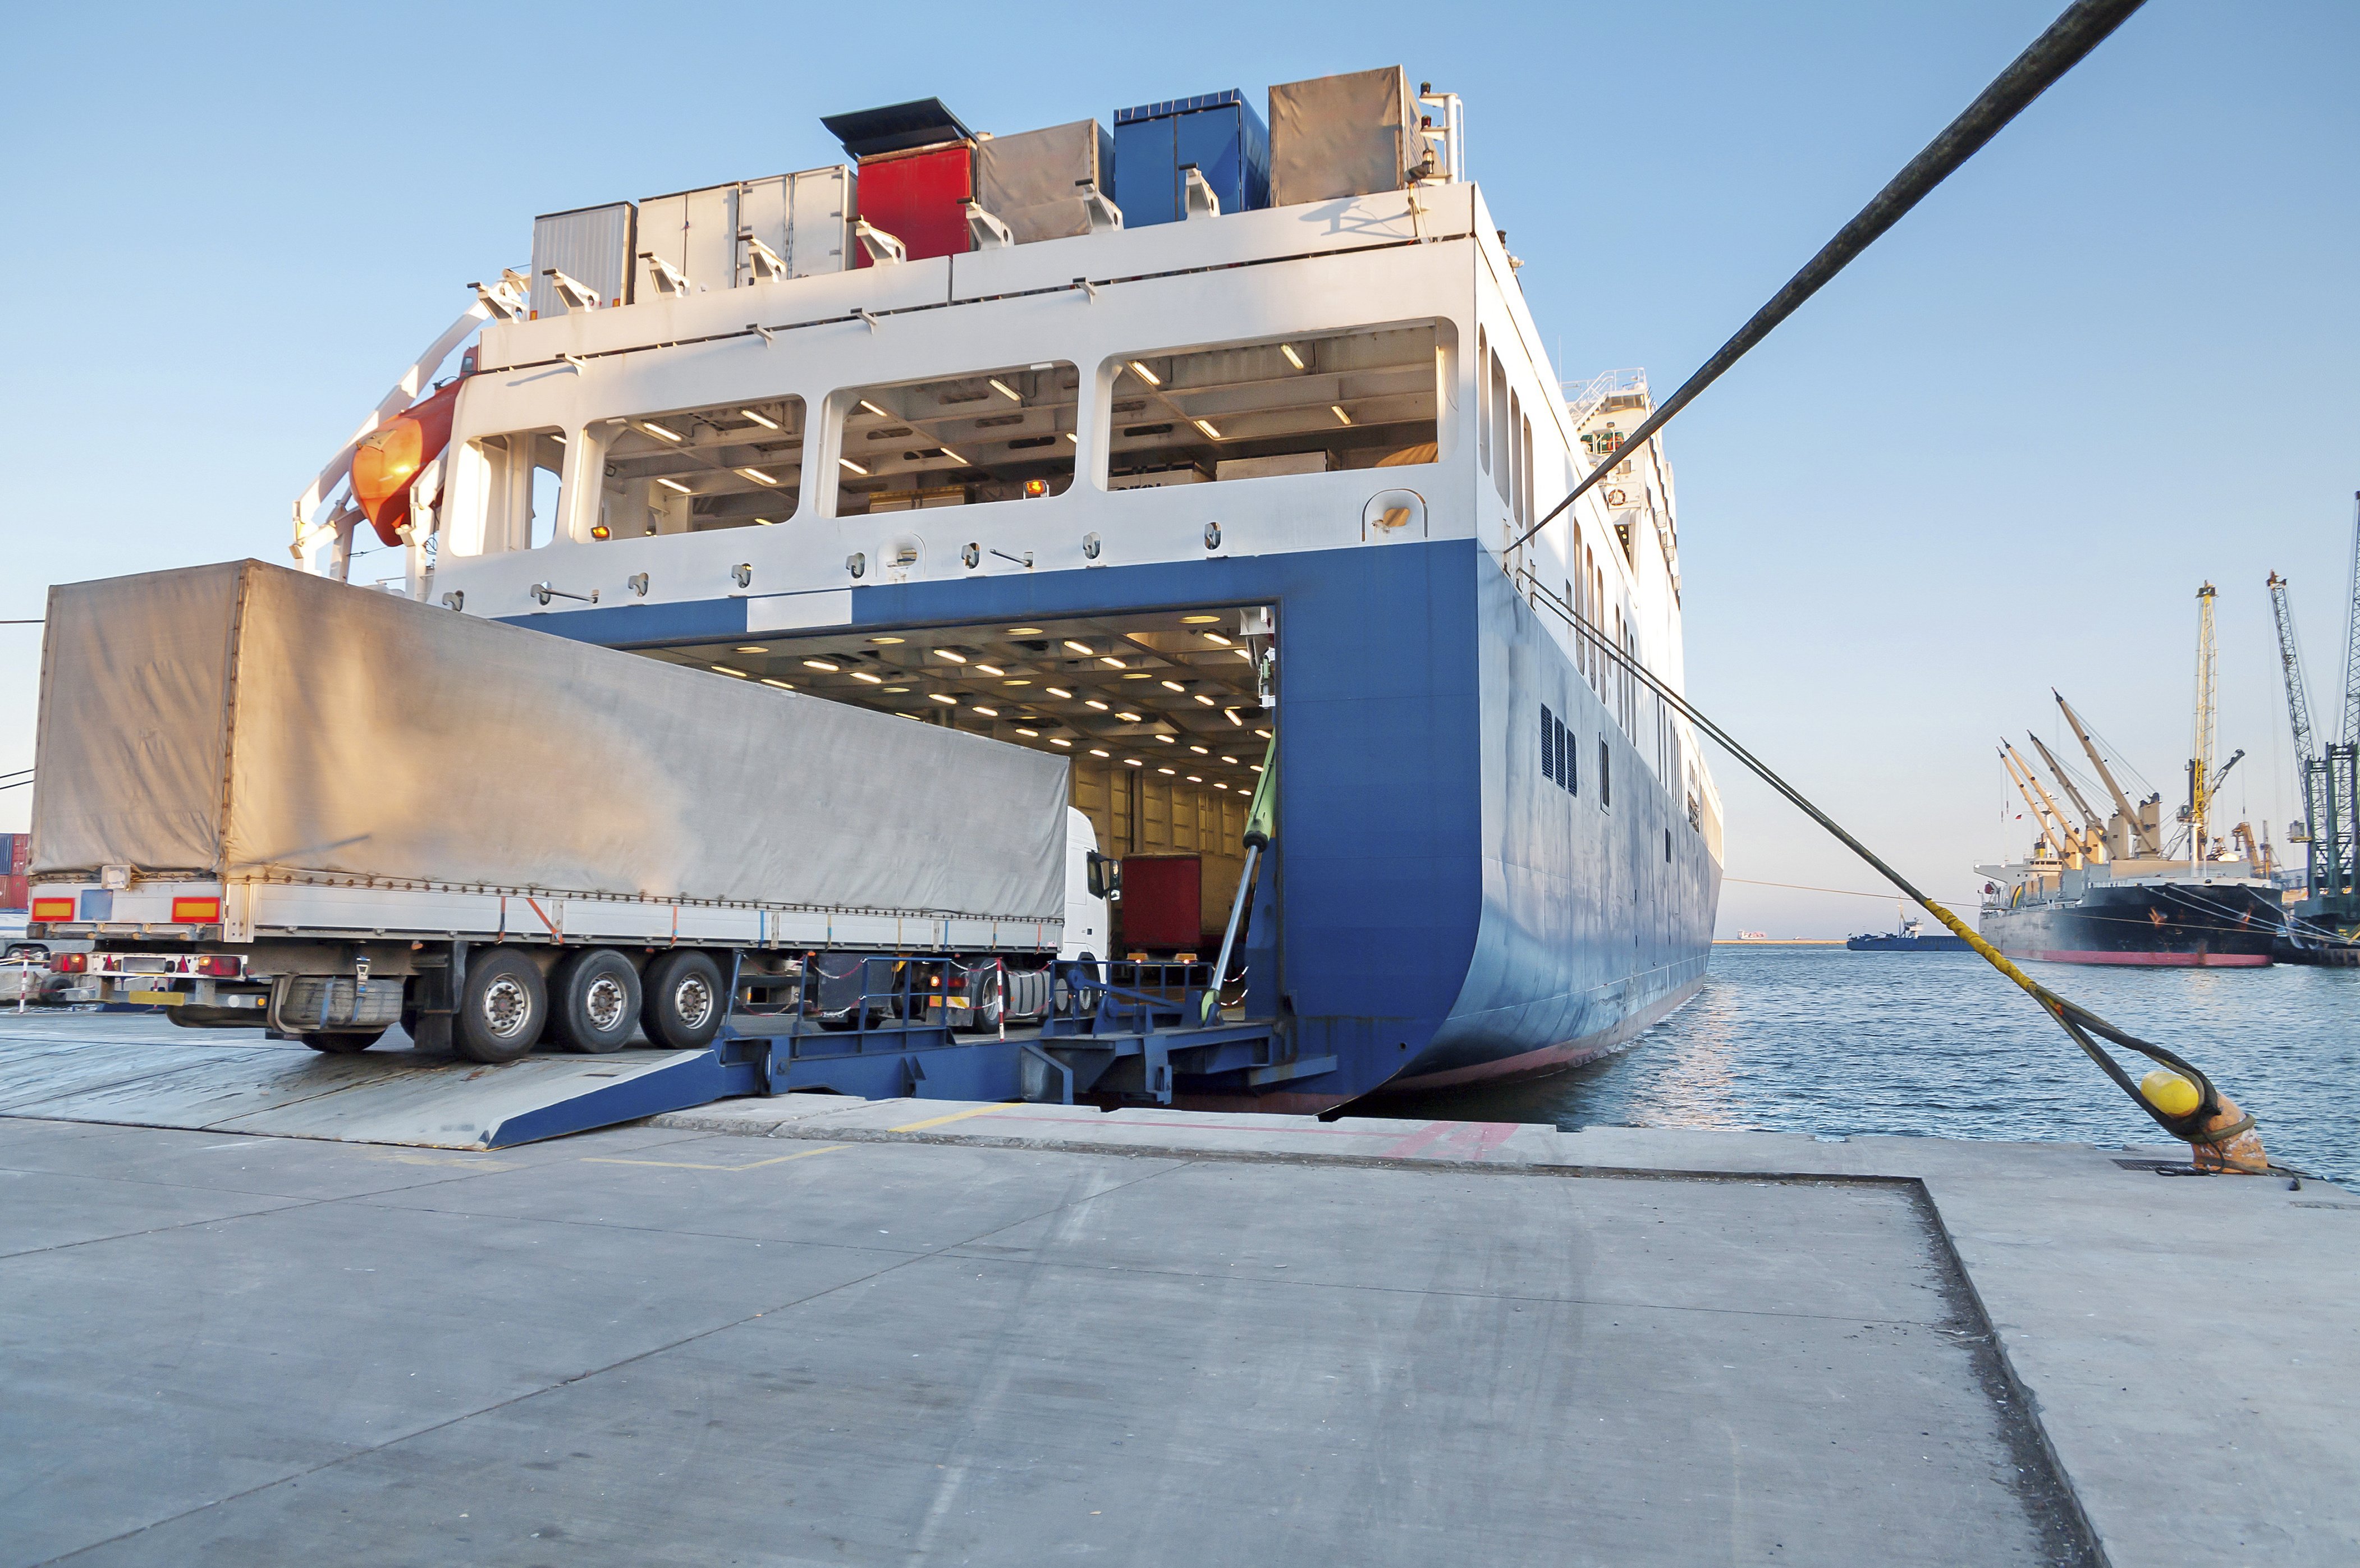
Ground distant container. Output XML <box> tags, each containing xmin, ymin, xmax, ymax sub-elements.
<box><xmin>635</xmin><ymin>167</ymin><xmax>853</xmax><ymax>299</ymax></box>
<box><xmin>528</xmin><ymin>201</ymin><xmax>636</xmax><ymax>319</ymax></box>
<box><xmin>1267</xmin><ymin>66</ymin><xmax>1418</xmax><ymax>207</ymax></box>
<box><xmin>1113</xmin><ymin>90</ymin><xmax>1270</xmax><ymax>227</ymax></box>
<box><xmin>1119</xmin><ymin>855</ymin><xmax>1202</xmax><ymax>951</ymax></box>
<box><xmin>975</xmin><ymin>120</ymin><xmax>1115</xmax><ymax>244</ymax></box>
<box><xmin>823</xmin><ymin>98</ymin><xmax>978</xmax><ymax>267</ymax></box>
<box><xmin>2</xmin><ymin>831</ymin><xmax>26</xmax><ymax>913</ymax></box>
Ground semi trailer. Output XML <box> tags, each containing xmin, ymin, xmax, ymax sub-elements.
<box><xmin>25</xmin><ymin>560</ymin><xmax>1110</xmax><ymax>1063</ymax></box>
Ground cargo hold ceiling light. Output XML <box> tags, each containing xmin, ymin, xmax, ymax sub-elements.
<box><xmin>1201</xmin><ymin>631</ymin><xmax>1232</xmax><ymax>645</ymax></box>
<box><xmin>739</xmin><ymin>407</ymin><xmax>780</xmax><ymax>429</ymax></box>
<box><xmin>1051</xmin><ymin>737</ymin><xmax>1073</xmax><ymax>747</ymax></box>
<box><xmin>642</xmin><ymin>421</ymin><xmax>684</xmax><ymax>442</ymax></box>
<box><xmin>1046</xmin><ymin>686</ymin><xmax>1074</xmax><ymax>699</ymax></box>
<box><xmin>1098</xmin><ymin>655</ymin><xmax>1125</xmax><ymax>668</ymax></box>
<box><xmin>1193</xmin><ymin>419</ymin><xmax>1221</xmax><ymax>440</ymax></box>
<box><xmin>838</xmin><ymin>458</ymin><xmax>869</xmax><ymax>475</ymax></box>
<box><xmin>973</xmin><ymin>663</ymin><xmax>1005</xmax><ymax>676</ymax></box>
<box><xmin>1127</xmin><ymin>361</ymin><xmax>1161</xmax><ymax>386</ymax></box>
<box><xmin>657</xmin><ymin>477</ymin><xmax>693</xmax><ymax>494</ymax></box>
<box><xmin>710</xmin><ymin>664</ymin><xmax>749</xmax><ymax>678</ymax></box>
<box><xmin>739</xmin><ymin>467</ymin><xmax>778</xmax><ymax>484</ymax></box>
<box><xmin>1181</xmin><ymin>615</ymin><xmax>1220</xmax><ymax>624</ymax></box>
<box><xmin>1084</xmin><ymin>699</ymin><xmax>1109</xmax><ymax>710</ymax></box>
<box><xmin>937</xmin><ymin>445</ymin><xmax>968</xmax><ymax>464</ymax></box>
<box><xmin>1089</xmin><ymin>748</ymin><xmax>1109</xmax><ymax>758</ymax></box>
<box><xmin>1007</xmin><ymin>626</ymin><xmax>1043</xmax><ymax>635</ymax></box>
<box><xmin>735</xmin><ymin>645</ymin><xmax>768</xmax><ymax>654</ymax></box>
<box><xmin>929</xmin><ymin>694</ymin><xmax>957</xmax><ymax>705</ymax></box>
<box><xmin>1160</xmin><ymin>680</ymin><xmax>1185</xmax><ymax>693</ymax></box>
<box><xmin>1064</xmin><ymin>640</ymin><xmax>1092</xmax><ymax>655</ymax></box>
<box><xmin>1280</xmin><ymin>343</ymin><xmax>1306</xmax><ymax>371</ymax></box>
<box><xmin>851</xmin><ymin>671</ymin><xmax>883</xmax><ymax>684</ymax></box>
<box><xmin>870</xmin><ymin>635</ymin><xmax>904</xmax><ymax>644</ymax></box>
<box><xmin>858</xmin><ymin>400</ymin><xmax>891</xmax><ymax>419</ymax></box>
<box><xmin>988</xmin><ymin>378</ymin><xmax>1022</xmax><ymax>402</ymax></box>
<box><xmin>801</xmin><ymin>658</ymin><xmax>840</xmax><ymax>672</ymax></box>
<box><xmin>973</xmin><ymin>705</ymin><xmax>1000</xmax><ymax>717</ymax></box>
<box><xmin>1331</xmin><ymin>405</ymin><xmax>1352</xmax><ymax>425</ymax></box>
<box><xmin>933</xmin><ymin>649</ymin><xmax>968</xmax><ymax>663</ymax></box>
<box><xmin>760</xmin><ymin>678</ymin><xmax>793</xmax><ymax>690</ymax></box>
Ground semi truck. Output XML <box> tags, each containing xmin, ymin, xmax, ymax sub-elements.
<box><xmin>25</xmin><ymin>560</ymin><xmax>1111</xmax><ymax>1063</ymax></box>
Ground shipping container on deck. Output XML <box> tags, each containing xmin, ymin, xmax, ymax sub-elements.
<box><xmin>527</xmin><ymin>203</ymin><xmax>636</xmax><ymax>319</ymax></box>
<box><xmin>1267</xmin><ymin>66</ymin><xmax>1419</xmax><ymax>207</ymax></box>
<box><xmin>3</xmin><ymin>833</ymin><xmax>27</xmax><ymax>913</ymax></box>
<box><xmin>823</xmin><ymin>98</ymin><xmax>978</xmax><ymax>267</ymax></box>
<box><xmin>1112</xmin><ymin>90</ymin><xmax>1270</xmax><ymax>227</ymax></box>
<box><xmin>974</xmin><ymin>120</ymin><xmax>1115</xmax><ymax>244</ymax></box>
<box><xmin>634</xmin><ymin>167</ymin><xmax>854</xmax><ymax>299</ymax></box>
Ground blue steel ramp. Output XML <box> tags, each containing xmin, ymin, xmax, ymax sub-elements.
<box><xmin>0</xmin><ymin>1017</ymin><xmax>726</xmax><ymax>1149</ymax></box>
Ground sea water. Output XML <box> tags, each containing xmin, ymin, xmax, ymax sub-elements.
<box><xmin>1394</xmin><ymin>945</ymin><xmax>2360</xmax><ymax>1184</ymax></box>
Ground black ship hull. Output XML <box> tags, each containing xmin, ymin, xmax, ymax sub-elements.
<box><xmin>1979</xmin><ymin>881</ymin><xmax>2279</xmax><ymax>968</ymax></box>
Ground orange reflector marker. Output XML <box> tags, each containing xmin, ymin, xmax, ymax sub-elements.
<box><xmin>171</xmin><ymin>896</ymin><xmax>223</xmax><ymax>924</ymax></box>
<box><xmin>31</xmin><ymin>898</ymin><xmax>74</xmax><ymax>921</ymax></box>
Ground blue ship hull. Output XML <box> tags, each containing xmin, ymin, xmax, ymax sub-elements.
<box><xmin>537</xmin><ymin>538</ymin><xmax>1721</xmax><ymax>1110</ymax></box>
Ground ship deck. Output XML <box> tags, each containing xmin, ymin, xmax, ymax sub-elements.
<box><xmin>4</xmin><ymin>1016</ymin><xmax>2352</xmax><ymax>1565</ymax></box>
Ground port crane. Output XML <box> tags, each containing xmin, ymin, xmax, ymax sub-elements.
<box><xmin>2265</xmin><ymin>493</ymin><xmax>2360</xmax><ymax>932</ymax></box>
<box><xmin>2186</xmin><ymin>583</ymin><xmax>2219</xmax><ymax>859</ymax></box>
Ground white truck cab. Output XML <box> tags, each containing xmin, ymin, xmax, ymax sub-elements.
<box><xmin>1062</xmin><ymin>809</ymin><xmax>1114</xmax><ymax>962</ymax></box>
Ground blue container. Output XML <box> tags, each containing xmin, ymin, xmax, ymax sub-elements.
<box><xmin>1113</xmin><ymin>89</ymin><xmax>1270</xmax><ymax>227</ymax></box>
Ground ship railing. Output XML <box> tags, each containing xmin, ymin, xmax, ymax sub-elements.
<box><xmin>1562</xmin><ymin>368</ymin><xmax>1648</xmax><ymax>425</ymax></box>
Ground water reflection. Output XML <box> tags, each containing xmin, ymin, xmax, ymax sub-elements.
<box><xmin>1380</xmin><ymin>947</ymin><xmax>2360</xmax><ymax>1184</ymax></box>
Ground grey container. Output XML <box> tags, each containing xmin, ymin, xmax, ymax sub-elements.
<box><xmin>634</xmin><ymin>166</ymin><xmax>854</xmax><ymax>301</ymax></box>
<box><xmin>1268</xmin><ymin>66</ymin><xmax>1418</xmax><ymax>207</ymax></box>
<box><xmin>528</xmin><ymin>201</ymin><xmax>636</xmax><ymax>319</ymax></box>
<box><xmin>29</xmin><ymin>560</ymin><xmax>1069</xmax><ymax>923</ymax></box>
<box><xmin>974</xmin><ymin>120</ymin><xmax>1114</xmax><ymax>243</ymax></box>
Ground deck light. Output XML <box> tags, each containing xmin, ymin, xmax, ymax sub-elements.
<box><xmin>988</xmin><ymin>378</ymin><xmax>1022</xmax><ymax>402</ymax></box>
<box><xmin>1224</xmin><ymin>709</ymin><xmax>1243</xmax><ymax>727</ymax></box>
<box><xmin>1154</xmin><ymin>735</ymin><xmax>1174</xmax><ymax>745</ymax></box>
<box><xmin>1222</xmin><ymin>756</ymin><xmax>1239</xmax><ymax>764</ymax></box>
<box><xmin>657</xmin><ymin>477</ymin><xmax>693</xmax><ymax>494</ymax></box>
<box><xmin>1085</xmin><ymin>699</ymin><xmax>1109</xmax><ymax>710</ymax></box>
<box><xmin>1051</xmin><ymin>737</ymin><xmax>1072</xmax><ymax>747</ymax></box>
<box><xmin>1117</xmin><ymin>711</ymin><xmax>1142</xmax><ymax>723</ymax></box>
<box><xmin>739</xmin><ymin>467</ymin><xmax>778</xmax><ymax>484</ymax></box>
<box><xmin>801</xmin><ymin>658</ymin><xmax>841</xmax><ymax>672</ymax></box>
<box><xmin>736</xmin><ymin>645</ymin><xmax>769</xmax><ymax>653</ymax></box>
<box><xmin>1003</xmin><ymin>678</ymin><xmax>1030</xmax><ymax>686</ymax></box>
<box><xmin>1066</xmin><ymin>432</ymin><xmax>1078</xmax><ymax>443</ymax></box>
<box><xmin>1215</xmin><ymin>782</ymin><xmax>1229</xmax><ymax>791</ymax></box>
<box><xmin>1190</xmin><ymin>745</ymin><xmax>1209</xmax><ymax>754</ymax></box>
<box><xmin>1046</xmin><ymin>686</ymin><xmax>1074</xmax><ymax>699</ymax></box>
<box><xmin>1122</xmin><ymin>672</ymin><xmax>1151</xmax><ymax>680</ymax></box>
<box><xmin>1098</xmin><ymin>655</ymin><xmax>1125</xmax><ymax>668</ymax></box>
<box><xmin>754</xmin><ymin>517</ymin><xmax>775</xmax><ymax>525</ymax></box>
<box><xmin>973</xmin><ymin>705</ymin><xmax>1000</xmax><ymax>717</ymax></box>
<box><xmin>739</xmin><ymin>407</ymin><xmax>780</xmax><ymax>429</ymax></box>
<box><xmin>1193</xmin><ymin>695</ymin><xmax>1216</xmax><ymax>707</ymax></box>
<box><xmin>1331</xmin><ymin>405</ymin><xmax>1352</xmax><ymax>425</ymax></box>
<box><xmin>858</xmin><ymin>399</ymin><xmax>891</xmax><ymax>419</ymax></box>
<box><xmin>937</xmin><ymin>445</ymin><xmax>968</xmax><ymax>464</ymax></box>
<box><xmin>1186</xmin><ymin>776</ymin><xmax>1202</xmax><ymax>783</ymax></box>
<box><xmin>870</xmin><ymin>635</ymin><xmax>905</xmax><ymax>644</ymax></box>
<box><xmin>1160</xmin><ymin>680</ymin><xmax>1185</xmax><ymax>693</ymax></box>
<box><xmin>934</xmin><ymin>649</ymin><xmax>968</xmax><ymax>663</ymax></box>
<box><xmin>1200</xmin><ymin>631</ymin><xmax>1233</xmax><ymax>645</ymax></box>
<box><xmin>929</xmin><ymin>694</ymin><xmax>958</xmax><ymax>705</ymax></box>
<box><xmin>1127</xmin><ymin>361</ymin><xmax>1161</xmax><ymax>386</ymax></box>
<box><xmin>973</xmin><ymin>663</ymin><xmax>1005</xmax><ymax>676</ymax></box>
<box><xmin>883</xmin><ymin>686</ymin><xmax>909</xmax><ymax>693</ymax></box>
<box><xmin>851</xmin><ymin>671</ymin><xmax>884</xmax><ymax>685</ymax></box>
<box><xmin>1193</xmin><ymin>419</ymin><xmax>1221</xmax><ymax>440</ymax></box>
<box><xmin>1124</xmin><ymin>758</ymin><xmax>1144</xmax><ymax>768</ymax></box>
<box><xmin>643</xmin><ymin>421</ymin><xmax>684</xmax><ymax>442</ymax></box>
<box><xmin>1158</xmin><ymin>767</ymin><xmax>1176</xmax><ymax>776</ymax></box>
<box><xmin>1280</xmin><ymin>343</ymin><xmax>1305</xmax><ymax>370</ymax></box>
<box><xmin>1089</xmin><ymin>748</ymin><xmax>1110</xmax><ymax>758</ymax></box>
<box><xmin>1250</xmin><ymin>764</ymin><xmax>1264</xmax><ymax>773</ymax></box>
<box><xmin>1254</xmin><ymin>728</ymin><xmax>1272</xmax><ymax>739</ymax></box>
<box><xmin>760</xmin><ymin>678</ymin><xmax>794</xmax><ymax>690</ymax></box>
<box><xmin>1181</xmin><ymin>614</ymin><xmax>1218</xmax><ymax>623</ymax></box>
<box><xmin>1017</xmin><ymin>727</ymin><xmax>1039</xmax><ymax>737</ymax></box>
<box><xmin>1007</xmin><ymin>626</ymin><xmax>1044</xmax><ymax>635</ymax></box>
<box><xmin>839</xmin><ymin>457</ymin><xmax>869</xmax><ymax>475</ymax></box>
<box><xmin>710</xmin><ymin>664</ymin><xmax>749</xmax><ymax>678</ymax></box>
<box><xmin>1064</xmin><ymin>640</ymin><xmax>1093</xmax><ymax>654</ymax></box>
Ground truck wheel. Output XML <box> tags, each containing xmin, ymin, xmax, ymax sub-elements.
<box><xmin>455</xmin><ymin>950</ymin><xmax>546</xmax><ymax>1063</ymax></box>
<box><xmin>302</xmin><ymin>1030</ymin><xmax>386</xmax><ymax>1054</ymax></box>
<box><xmin>551</xmin><ymin>949</ymin><xmax>642</xmax><ymax>1054</ymax></box>
<box><xmin>642</xmin><ymin>951</ymin><xmax>724</xmax><ymax>1049</ymax></box>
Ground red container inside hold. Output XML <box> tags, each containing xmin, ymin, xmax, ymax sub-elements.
<box><xmin>1118</xmin><ymin>855</ymin><xmax>1202</xmax><ymax>952</ymax></box>
<box><xmin>853</xmin><ymin>142</ymin><xmax>973</xmax><ymax>266</ymax></box>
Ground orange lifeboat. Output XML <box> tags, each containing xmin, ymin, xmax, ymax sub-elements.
<box><xmin>350</xmin><ymin>380</ymin><xmax>462</xmax><ymax>546</ymax></box>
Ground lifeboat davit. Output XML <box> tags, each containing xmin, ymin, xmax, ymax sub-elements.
<box><xmin>350</xmin><ymin>380</ymin><xmax>462</xmax><ymax>547</ymax></box>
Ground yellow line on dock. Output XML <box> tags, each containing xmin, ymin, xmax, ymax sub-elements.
<box><xmin>582</xmin><ymin>1144</ymin><xmax>849</xmax><ymax>1172</ymax></box>
<box><xmin>889</xmin><ymin>1103</ymin><xmax>1014</xmax><ymax>1133</ymax></box>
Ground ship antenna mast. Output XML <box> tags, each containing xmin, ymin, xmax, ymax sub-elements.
<box><xmin>2056</xmin><ymin>690</ymin><xmax>2161</xmax><ymax>856</ymax></box>
<box><xmin>2189</xmin><ymin>583</ymin><xmax>2218</xmax><ymax>860</ymax></box>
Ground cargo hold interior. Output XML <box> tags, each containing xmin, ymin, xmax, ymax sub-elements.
<box><xmin>638</xmin><ymin>602</ymin><xmax>1275</xmax><ymax>956</ymax></box>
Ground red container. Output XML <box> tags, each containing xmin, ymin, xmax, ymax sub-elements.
<box><xmin>854</xmin><ymin>143</ymin><xmax>973</xmax><ymax>266</ymax></box>
<box><xmin>1119</xmin><ymin>855</ymin><xmax>1202</xmax><ymax>952</ymax></box>
<box><xmin>2</xmin><ymin>832</ymin><xmax>26</xmax><ymax>913</ymax></box>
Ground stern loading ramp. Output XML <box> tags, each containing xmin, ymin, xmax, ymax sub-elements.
<box><xmin>0</xmin><ymin>959</ymin><xmax>1278</xmax><ymax>1150</ymax></box>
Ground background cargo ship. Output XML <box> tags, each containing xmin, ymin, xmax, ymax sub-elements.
<box><xmin>263</xmin><ymin>67</ymin><xmax>1722</xmax><ymax>1108</ymax></box>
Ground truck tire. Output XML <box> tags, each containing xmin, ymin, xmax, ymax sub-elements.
<box><xmin>550</xmin><ymin>948</ymin><xmax>641</xmax><ymax>1054</ymax></box>
<box><xmin>455</xmin><ymin>950</ymin><xmax>546</xmax><ymax>1063</ymax></box>
<box><xmin>301</xmin><ymin>1030</ymin><xmax>386</xmax><ymax>1054</ymax></box>
<box><xmin>642</xmin><ymin>950</ymin><xmax>724</xmax><ymax>1049</ymax></box>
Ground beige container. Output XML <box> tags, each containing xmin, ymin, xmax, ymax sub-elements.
<box><xmin>1267</xmin><ymin>66</ymin><xmax>1417</xmax><ymax>207</ymax></box>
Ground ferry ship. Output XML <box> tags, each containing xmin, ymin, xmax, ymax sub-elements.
<box><xmin>296</xmin><ymin>68</ymin><xmax>1724</xmax><ymax>1108</ymax></box>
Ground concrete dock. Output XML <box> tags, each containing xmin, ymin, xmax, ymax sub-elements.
<box><xmin>2</xmin><ymin>1015</ymin><xmax>2354</xmax><ymax>1565</ymax></box>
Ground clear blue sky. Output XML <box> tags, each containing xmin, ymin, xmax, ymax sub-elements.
<box><xmin>3</xmin><ymin>2</ymin><xmax>2354</xmax><ymax>936</ymax></box>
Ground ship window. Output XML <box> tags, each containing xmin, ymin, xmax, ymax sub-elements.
<box><xmin>832</xmin><ymin>364</ymin><xmax>1078</xmax><ymax>516</ymax></box>
<box><xmin>1490</xmin><ymin>354</ymin><xmax>1510</xmax><ymax>506</ymax></box>
<box><xmin>1599</xmin><ymin>738</ymin><xmax>1611</xmax><ymax>809</ymax></box>
<box><xmin>1521</xmin><ymin>413</ymin><xmax>1535</xmax><ymax>530</ymax></box>
<box><xmin>1106</xmin><ymin>321</ymin><xmax>1444</xmax><ymax>490</ymax></box>
<box><xmin>455</xmin><ymin>427</ymin><xmax>565</xmax><ymax>554</ymax></box>
<box><xmin>1476</xmin><ymin>328</ymin><xmax>1491</xmax><ymax>473</ymax></box>
<box><xmin>1509</xmin><ymin>389</ymin><xmax>1524</xmax><ymax>524</ymax></box>
<box><xmin>1541</xmin><ymin>704</ymin><xmax>1556</xmax><ymax>786</ymax></box>
<box><xmin>1565</xmin><ymin>717</ymin><xmax>1578</xmax><ymax>796</ymax></box>
<box><xmin>601</xmin><ymin>396</ymin><xmax>806</xmax><ymax>538</ymax></box>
